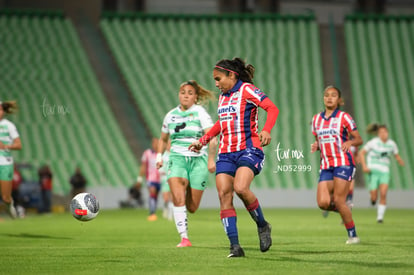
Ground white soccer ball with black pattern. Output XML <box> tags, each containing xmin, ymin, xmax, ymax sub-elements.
<box><xmin>70</xmin><ymin>193</ymin><xmax>100</xmax><ymax>221</ymax></box>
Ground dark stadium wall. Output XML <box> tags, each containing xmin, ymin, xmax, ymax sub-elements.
<box><xmin>1</xmin><ymin>0</ymin><xmax>101</xmax><ymax>25</ymax></box>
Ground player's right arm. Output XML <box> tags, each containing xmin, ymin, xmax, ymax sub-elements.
<box><xmin>358</xmin><ymin>148</ymin><xmax>370</xmax><ymax>173</ymax></box>
<box><xmin>188</xmin><ymin>120</ymin><xmax>221</xmax><ymax>153</ymax></box>
<box><xmin>156</xmin><ymin>132</ymin><xmax>169</xmax><ymax>169</ymax></box>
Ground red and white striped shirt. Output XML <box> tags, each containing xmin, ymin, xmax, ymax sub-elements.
<box><xmin>201</xmin><ymin>80</ymin><xmax>278</xmax><ymax>154</ymax></box>
<box><xmin>141</xmin><ymin>149</ymin><xmax>160</xmax><ymax>183</ymax></box>
<box><xmin>312</xmin><ymin>109</ymin><xmax>357</xmax><ymax>169</ymax></box>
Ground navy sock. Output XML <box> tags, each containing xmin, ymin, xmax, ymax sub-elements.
<box><xmin>246</xmin><ymin>199</ymin><xmax>267</xmax><ymax>228</ymax></box>
<box><xmin>221</xmin><ymin>209</ymin><xmax>239</xmax><ymax>245</ymax></box>
<box><xmin>345</xmin><ymin>220</ymin><xmax>357</xmax><ymax>238</ymax></box>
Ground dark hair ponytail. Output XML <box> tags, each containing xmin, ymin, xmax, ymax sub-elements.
<box><xmin>366</xmin><ymin>123</ymin><xmax>387</xmax><ymax>135</ymax></box>
<box><xmin>1</xmin><ymin>101</ymin><xmax>18</xmax><ymax>114</ymax></box>
<box><xmin>214</xmin><ymin>57</ymin><xmax>255</xmax><ymax>84</ymax></box>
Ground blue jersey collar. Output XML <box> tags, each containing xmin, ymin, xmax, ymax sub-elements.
<box><xmin>222</xmin><ymin>80</ymin><xmax>243</xmax><ymax>97</ymax></box>
<box><xmin>321</xmin><ymin>108</ymin><xmax>339</xmax><ymax>120</ymax></box>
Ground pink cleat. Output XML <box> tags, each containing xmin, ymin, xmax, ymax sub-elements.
<box><xmin>176</xmin><ymin>238</ymin><xmax>192</xmax><ymax>248</ymax></box>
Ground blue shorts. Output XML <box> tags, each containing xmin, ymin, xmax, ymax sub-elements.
<box><xmin>147</xmin><ymin>181</ymin><xmax>161</xmax><ymax>192</ymax></box>
<box><xmin>216</xmin><ymin>147</ymin><xmax>265</xmax><ymax>177</ymax></box>
<box><xmin>319</xmin><ymin>166</ymin><xmax>356</xmax><ymax>182</ymax></box>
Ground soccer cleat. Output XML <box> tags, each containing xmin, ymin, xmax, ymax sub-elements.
<box><xmin>227</xmin><ymin>244</ymin><xmax>245</xmax><ymax>258</ymax></box>
<box><xmin>176</xmin><ymin>238</ymin><xmax>192</xmax><ymax>247</ymax></box>
<box><xmin>258</xmin><ymin>223</ymin><xmax>272</xmax><ymax>252</ymax></box>
<box><xmin>147</xmin><ymin>214</ymin><xmax>158</xmax><ymax>221</ymax></box>
<box><xmin>346</xmin><ymin>237</ymin><xmax>360</xmax><ymax>245</ymax></box>
<box><xmin>377</xmin><ymin>219</ymin><xmax>383</xmax><ymax>224</ymax></box>
<box><xmin>322</xmin><ymin>210</ymin><xmax>329</xmax><ymax>218</ymax></box>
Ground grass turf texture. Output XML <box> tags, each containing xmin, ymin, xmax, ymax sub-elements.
<box><xmin>1</xmin><ymin>208</ymin><xmax>413</xmax><ymax>274</ymax></box>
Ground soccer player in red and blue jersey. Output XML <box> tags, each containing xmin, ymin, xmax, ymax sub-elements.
<box><xmin>138</xmin><ymin>137</ymin><xmax>161</xmax><ymax>221</ymax></box>
<box><xmin>189</xmin><ymin>58</ymin><xmax>279</xmax><ymax>257</ymax></box>
<box><xmin>311</xmin><ymin>86</ymin><xmax>363</xmax><ymax>244</ymax></box>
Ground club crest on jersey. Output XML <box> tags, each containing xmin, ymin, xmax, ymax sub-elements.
<box><xmin>253</xmin><ymin>88</ymin><xmax>263</xmax><ymax>95</ymax></box>
<box><xmin>218</xmin><ymin>105</ymin><xmax>237</xmax><ymax>114</ymax></box>
<box><xmin>331</xmin><ymin>118</ymin><xmax>339</xmax><ymax>128</ymax></box>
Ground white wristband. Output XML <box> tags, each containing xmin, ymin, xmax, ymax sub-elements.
<box><xmin>137</xmin><ymin>176</ymin><xmax>143</xmax><ymax>183</ymax></box>
<box><xmin>156</xmin><ymin>153</ymin><xmax>163</xmax><ymax>163</ymax></box>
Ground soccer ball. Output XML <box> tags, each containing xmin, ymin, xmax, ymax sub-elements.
<box><xmin>70</xmin><ymin>193</ymin><xmax>100</xmax><ymax>222</ymax></box>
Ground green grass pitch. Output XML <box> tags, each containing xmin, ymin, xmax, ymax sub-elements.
<box><xmin>1</xmin><ymin>208</ymin><xmax>413</xmax><ymax>274</ymax></box>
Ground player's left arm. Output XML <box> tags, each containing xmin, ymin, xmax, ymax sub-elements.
<box><xmin>342</xmin><ymin>130</ymin><xmax>363</xmax><ymax>152</ymax></box>
<box><xmin>341</xmin><ymin>114</ymin><xmax>363</xmax><ymax>152</ymax></box>
<box><xmin>395</xmin><ymin>154</ymin><xmax>404</xmax><ymax>166</ymax></box>
<box><xmin>156</xmin><ymin>132</ymin><xmax>169</xmax><ymax>169</ymax></box>
<box><xmin>203</xmin><ymin>127</ymin><xmax>217</xmax><ymax>173</ymax></box>
<box><xmin>258</xmin><ymin>97</ymin><xmax>279</xmax><ymax>147</ymax></box>
<box><xmin>0</xmin><ymin>137</ymin><xmax>22</xmax><ymax>150</ymax></box>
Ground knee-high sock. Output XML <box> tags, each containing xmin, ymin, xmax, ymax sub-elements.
<box><xmin>377</xmin><ymin>204</ymin><xmax>387</xmax><ymax>220</ymax></box>
<box><xmin>245</xmin><ymin>198</ymin><xmax>267</xmax><ymax>227</ymax></box>
<box><xmin>173</xmin><ymin>206</ymin><xmax>188</xmax><ymax>239</ymax></box>
<box><xmin>221</xmin><ymin>209</ymin><xmax>239</xmax><ymax>245</ymax></box>
<box><xmin>149</xmin><ymin>193</ymin><xmax>157</xmax><ymax>215</ymax></box>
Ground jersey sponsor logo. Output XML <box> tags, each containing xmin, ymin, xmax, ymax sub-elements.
<box><xmin>220</xmin><ymin>116</ymin><xmax>233</xmax><ymax>121</ymax></box>
<box><xmin>171</xmin><ymin>115</ymin><xmax>191</xmax><ymax>123</ymax></box>
<box><xmin>218</xmin><ymin>105</ymin><xmax>237</xmax><ymax>114</ymax></box>
<box><xmin>174</xmin><ymin>122</ymin><xmax>186</xmax><ymax>133</ymax></box>
<box><xmin>317</xmin><ymin>129</ymin><xmax>338</xmax><ymax>136</ymax></box>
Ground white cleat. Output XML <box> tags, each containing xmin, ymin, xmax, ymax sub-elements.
<box><xmin>346</xmin><ymin>237</ymin><xmax>360</xmax><ymax>245</ymax></box>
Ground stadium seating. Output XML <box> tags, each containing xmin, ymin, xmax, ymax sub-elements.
<box><xmin>345</xmin><ymin>15</ymin><xmax>414</xmax><ymax>189</ymax></box>
<box><xmin>1</xmin><ymin>12</ymin><xmax>139</xmax><ymax>195</ymax></box>
<box><xmin>101</xmin><ymin>14</ymin><xmax>324</xmax><ymax>189</ymax></box>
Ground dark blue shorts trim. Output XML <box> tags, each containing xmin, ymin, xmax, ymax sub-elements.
<box><xmin>319</xmin><ymin>166</ymin><xmax>356</xmax><ymax>182</ymax></box>
<box><xmin>216</xmin><ymin>148</ymin><xmax>265</xmax><ymax>177</ymax></box>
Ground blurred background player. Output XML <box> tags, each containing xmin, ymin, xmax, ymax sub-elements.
<box><xmin>0</xmin><ymin>100</ymin><xmax>22</xmax><ymax>219</ymax></box>
<box><xmin>139</xmin><ymin>137</ymin><xmax>161</xmax><ymax>221</ymax></box>
<box><xmin>119</xmin><ymin>177</ymin><xmax>144</xmax><ymax>208</ymax></box>
<box><xmin>359</xmin><ymin>123</ymin><xmax>404</xmax><ymax>223</ymax></box>
<box><xmin>12</xmin><ymin>163</ymin><xmax>24</xmax><ymax>218</ymax></box>
<box><xmin>157</xmin><ymin>80</ymin><xmax>217</xmax><ymax>247</ymax></box>
<box><xmin>311</xmin><ymin>86</ymin><xmax>363</xmax><ymax>244</ymax></box>
<box><xmin>38</xmin><ymin>164</ymin><xmax>53</xmax><ymax>213</ymax></box>
<box><xmin>189</xmin><ymin>58</ymin><xmax>279</xmax><ymax>257</ymax></box>
<box><xmin>69</xmin><ymin>166</ymin><xmax>87</xmax><ymax>198</ymax></box>
<box><xmin>322</xmin><ymin>139</ymin><xmax>358</xmax><ymax>219</ymax></box>
<box><xmin>160</xmin><ymin>140</ymin><xmax>173</xmax><ymax>220</ymax></box>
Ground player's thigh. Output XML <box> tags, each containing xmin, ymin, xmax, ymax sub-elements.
<box><xmin>333</xmin><ymin>177</ymin><xmax>350</xmax><ymax>202</ymax></box>
<box><xmin>0</xmin><ymin>164</ymin><xmax>13</xmax><ymax>182</ymax></box>
<box><xmin>368</xmin><ymin>172</ymin><xmax>381</xmax><ymax>191</ymax></box>
<box><xmin>188</xmin><ymin>156</ymin><xmax>209</xmax><ymax>191</ymax></box>
<box><xmin>317</xmin><ymin>180</ymin><xmax>333</xmax><ymax>204</ymax></box>
<box><xmin>168</xmin><ymin>177</ymin><xmax>188</xmax><ymax>205</ymax></box>
<box><xmin>233</xmin><ymin>166</ymin><xmax>255</xmax><ymax>193</ymax></box>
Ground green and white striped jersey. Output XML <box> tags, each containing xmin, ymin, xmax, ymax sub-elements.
<box><xmin>161</xmin><ymin>104</ymin><xmax>213</xmax><ymax>157</ymax></box>
<box><xmin>364</xmin><ymin>137</ymin><xmax>398</xmax><ymax>173</ymax></box>
<box><xmin>0</xmin><ymin>119</ymin><xmax>19</xmax><ymax>165</ymax></box>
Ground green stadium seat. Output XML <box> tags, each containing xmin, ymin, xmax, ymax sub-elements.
<box><xmin>345</xmin><ymin>16</ymin><xmax>414</xmax><ymax>189</ymax></box>
<box><xmin>1</xmin><ymin>13</ymin><xmax>139</xmax><ymax>195</ymax></box>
